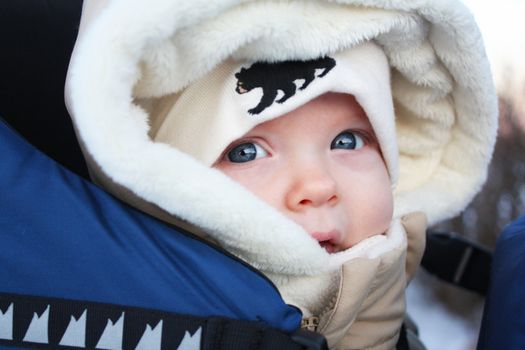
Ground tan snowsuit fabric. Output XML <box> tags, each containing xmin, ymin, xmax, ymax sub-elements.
<box><xmin>317</xmin><ymin>212</ymin><xmax>426</xmax><ymax>349</ymax></box>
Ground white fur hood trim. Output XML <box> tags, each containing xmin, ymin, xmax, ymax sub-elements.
<box><xmin>66</xmin><ymin>0</ymin><xmax>497</xmax><ymax>276</ymax></box>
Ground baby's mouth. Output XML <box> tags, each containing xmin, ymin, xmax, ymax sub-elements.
<box><xmin>310</xmin><ymin>230</ymin><xmax>341</xmax><ymax>254</ymax></box>
<box><xmin>319</xmin><ymin>240</ymin><xmax>338</xmax><ymax>253</ymax></box>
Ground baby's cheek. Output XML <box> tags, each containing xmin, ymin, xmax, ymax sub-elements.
<box><xmin>339</xmin><ymin>155</ymin><xmax>393</xmax><ymax>234</ymax></box>
<box><xmin>215</xmin><ymin>162</ymin><xmax>285</xmax><ymax>209</ymax></box>
<box><xmin>361</xmin><ymin>161</ymin><xmax>393</xmax><ymax>222</ymax></box>
<box><xmin>366</xmin><ymin>173</ymin><xmax>393</xmax><ymax>234</ymax></box>
<box><xmin>374</xmin><ymin>189</ymin><xmax>394</xmax><ymax>232</ymax></box>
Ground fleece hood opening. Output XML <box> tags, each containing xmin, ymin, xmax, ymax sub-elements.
<box><xmin>66</xmin><ymin>0</ymin><xmax>498</xmax><ymax>276</ymax></box>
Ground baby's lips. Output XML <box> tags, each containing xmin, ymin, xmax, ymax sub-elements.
<box><xmin>320</xmin><ymin>241</ymin><xmax>338</xmax><ymax>253</ymax></box>
<box><xmin>310</xmin><ymin>229</ymin><xmax>341</xmax><ymax>244</ymax></box>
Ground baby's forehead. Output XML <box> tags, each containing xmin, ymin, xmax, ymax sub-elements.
<box><xmin>243</xmin><ymin>93</ymin><xmax>373</xmax><ymax>137</ymax></box>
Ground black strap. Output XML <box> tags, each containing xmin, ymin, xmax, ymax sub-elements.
<box><xmin>396</xmin><ymin>323</ymin><xmax>409</xmax><ymax>350</ymax></box>
<box><xmin>0</xmin><ymin>293</ymin><xmax>326</xmax><ymax>350</ymax></box>
<box><xmin>203</xmin><ymin>319</ymin><xmax>327</xmax><ymax>350</ymax></box>
<box><xmin>421</xmin><ymin>231</ymin><xmax>492</xmax><ymax>295</ymax></box>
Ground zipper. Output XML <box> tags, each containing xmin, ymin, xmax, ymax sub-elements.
<box><xmin>301</xmin><ymin>316</ymin><xmax>320</xmax><ymax>332</ymax></box>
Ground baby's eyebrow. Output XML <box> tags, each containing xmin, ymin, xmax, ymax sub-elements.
<box><xmin>342</xmin><ymin>121</ymin><xmax>374</xmax><ymax>132</ymax></box>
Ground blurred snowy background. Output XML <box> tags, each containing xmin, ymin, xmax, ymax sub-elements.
<box><xmin>407</xmin><ymin>1</ymin><xmax>525</xmax><ymax>349</ymax></box>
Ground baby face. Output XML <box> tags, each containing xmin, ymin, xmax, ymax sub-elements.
<box><xmin>214</xmin><ymin>93</ymin><xmax>393</xmax><ymax>253</ymax></box>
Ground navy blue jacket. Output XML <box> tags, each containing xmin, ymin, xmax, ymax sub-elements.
<box><xmin>0</xmin><ymin>120</ymin><xmax>302</xmax><ymax>349</ymax></box>
<box><xmin>478</xmin><ymin>215</ymin><xmax>525</xmax><ymax>350</ymax></box>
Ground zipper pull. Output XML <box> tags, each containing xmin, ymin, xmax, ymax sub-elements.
<box><xmin>301</xmin><ymin>316</ymin><xmax>320</xmax><ymax>332</ymax></box>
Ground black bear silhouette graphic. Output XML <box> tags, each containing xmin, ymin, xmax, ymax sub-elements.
<box><xmin>235</xmin><ymin>56</ymin><xmax>336</xmax><ymax>115</ymax></box>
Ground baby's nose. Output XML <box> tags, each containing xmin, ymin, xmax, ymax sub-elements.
<box><xmin>285</xmin><ymin>168</ymin><xmax>339</xmax><ymax>210</ymax></box>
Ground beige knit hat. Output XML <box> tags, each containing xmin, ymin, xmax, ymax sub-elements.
<box><xmin>150</xmin><ymin>42</ymin><xmax>398</xmax><ymax>184</ymax></box>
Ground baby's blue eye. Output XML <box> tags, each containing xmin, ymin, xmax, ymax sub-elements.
<box><xmin>227</xmin><ymin>142</ymin><xmax>268</xmax><ymax>163</ymax></box>
<box><xmin>330</xmin><ymin>131</ymin><xmax>364</xmax><ymax>150</ymax></box>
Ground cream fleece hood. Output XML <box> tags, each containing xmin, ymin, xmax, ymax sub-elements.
<box><xmin>66</xmin><ymin>0</ymin><xmax>498</xmax><ymax>278</ymax></box>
